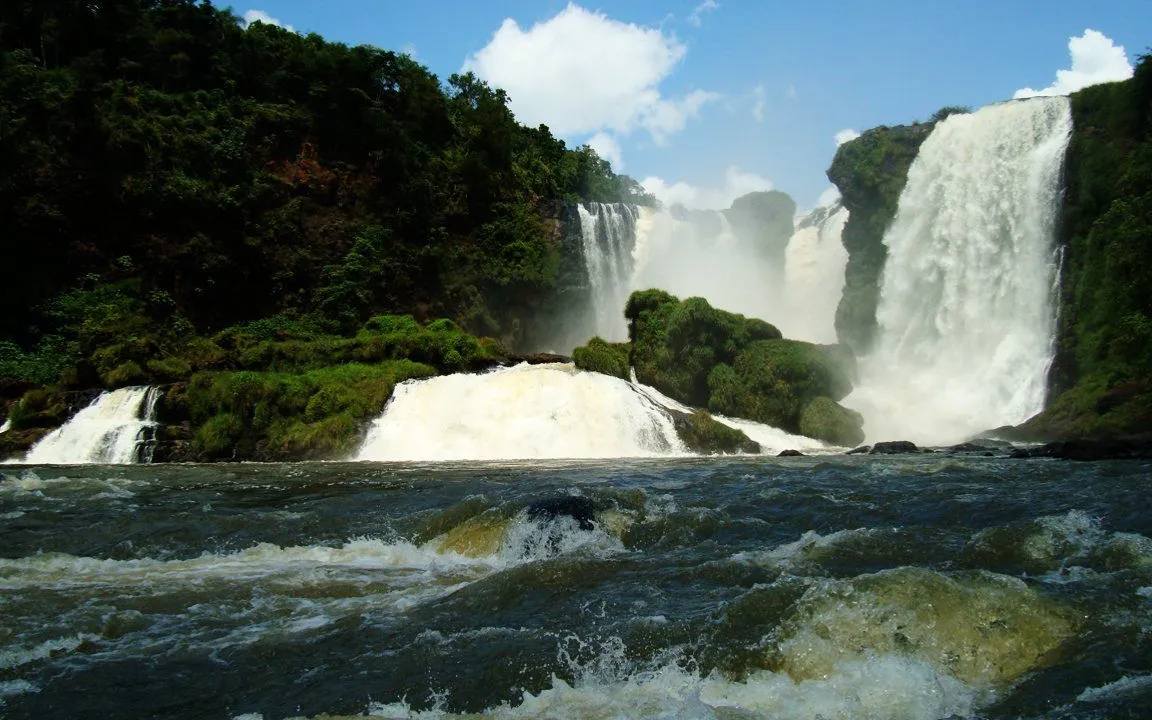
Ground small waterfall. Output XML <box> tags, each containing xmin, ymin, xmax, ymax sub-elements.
<box><xmin>23</xmin><ymin>386</ymin><xmax>161</xmax><ymax>464</ymax></box>
<box><xmin>576</xmin><ymin>203</ymin><xmax>642</xmax><ymax>343</ymax></box>
<box><xmin>847</xmin><ymin>97</ymin><xmax>1073</xmax><ymax>444</ymax></box>
<box><xmin>779</xmin><ymin>201</ymin><xmax>850</xmax><ymax>343</ymax></box>
<box><xmin>355</xmin><ymin>363</ymin><xmax>687</xmax><ymax>461</ymax></box>
<box><xmin>0</xmin><ymin>417</ymin><xmax>10</xmax><ymax>434</ymax></box>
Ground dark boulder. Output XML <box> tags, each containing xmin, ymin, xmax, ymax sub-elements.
<box><xmin>527</xmin><ymin>496</ymin><xmax>597</xmax><ymax>531</ymax></box>
<box><xmin>870</xmin><ymin>441</ymin><xmax>920</xmax><ymax>455</ymax></box>
<box><xmin>846</xmin><ymin>445</ymin><xmax>871</xmax><ymax>455</ymax></box>
<box><xmin>777</xmin><ymin>449</ymin><xmax>804</xmax><ymax>457</ymax></box>
<box><xmin>1009</xmin><ymin>437</ymin><xmax>1152</xmax><ymax>461</ymax></box>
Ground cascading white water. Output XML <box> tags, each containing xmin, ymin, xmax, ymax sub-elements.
<box><xmin>0</xmin><ymin>417</ymin><xmax>10</xmax><ymax>434</ymax></box>
<box><xmin>577</xmin><ymin>203</ymin><xmax>642</xmax><ymax>343</ymax></box>
<box><xmin>355</xmin><ymin>363</ymin><xmax>687</xmax><ymax>461</ymax></box>
<box><xmin>779</xmin><ymin>202</ymin><xmax>850</xmax><ymax>344</ymax></box>
<box><xmin>846</xmin><ymin>97</ymin><xmax>1072</xmax><ymax>445</ymax></box>
<box><xmin>22</xmin><ymin>386</ymin><xmax>161</xmax><ymax>465</ymax></box>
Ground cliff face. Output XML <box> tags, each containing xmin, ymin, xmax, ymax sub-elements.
<box><xmin>1023</xmin><ymin>58</ymin><xmax>1152</xmax><ymax>438</ymax></box>
<box><xmin>826</xmin><ymin>124</ymin><xmax>933</xmax><ymax>354</ymax></box>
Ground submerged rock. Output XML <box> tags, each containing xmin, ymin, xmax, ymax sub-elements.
<box><xmin>846</xmin><ymin>445</ymin><xmax>871</xmax><ymax>455</ymax></box>
<box><xmin>870</xmin><ymin>441</ymin><xmax>920</xmax><ymax>454</ymax></box>
<box><xmin>527</xmin><ymin>496</ymin><xmax>598</xmax><ymax>531</ymax></box>
<box><xmin>777</xmin><ymin>449</ymin><xmax>804</xmax><ymax>457</ymax></box>
<box><xmin>1008</xmin><ymin>437</ymin><xmax>1152</xmax><ymax>461</ymax></box>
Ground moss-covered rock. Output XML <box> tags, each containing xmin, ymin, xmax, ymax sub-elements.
<box><xmin>707</xmin><ymin>340</ymin><xmax>853</xmax><ymax>430</ymax></box>
<box><xmin>799</xmin><ymin>396</ymin><xmax>865</xmax><ymax>446</ymax></box>
<box><xmin>827</xmin><ymin>123</ymin><xmax>934</xmax><ymax>354</ymax></box>
<box><xmin>626</xmin><ymin>290</ymin><xmax>781</xmax><ymax>407</ymax></box>
<box><xmin>671</xmin><ymin>410</ymin><xmax>760</xmax><ymax>454</ymax></box>
<box><xmin>1026</xmin><ymin>58</ymin><xmax>1152</xmax><ymax>438</ymax></box>
<box><xmin>572</xmin><ymin>337</ymin><xmax>630</xmax><ymax>380</ymax></box>
<box><xmin>184</xmin><ymin>360</ymin><xmax>436</xmax><ymax>461</ymax></box>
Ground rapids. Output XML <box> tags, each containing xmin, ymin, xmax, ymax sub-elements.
<box><xmin>2</xmin><ymin>455</ymin><xmax>1150</xmax><ymax>719</ymax></box>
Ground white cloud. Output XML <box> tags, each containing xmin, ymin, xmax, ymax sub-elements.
<box><xmin>1014</xmin><ymin>29</ymin><xmax>1133</xmax><ymax>99</ymax></box>
<box><xmin>586</xmin><ymin>132</ymin><xmax>624</xmax><ymax>170</ymax></box>
<box><xmin>242</xmin><ymin>9</ymin><xmax>294</xmax><ymax>33</ymax></box>
<box><xmin>641</xmin><ymin>166</ymin><xmax>773</xmax><ymax>210</ymax></box>
<box><xmin>835</xmin><ymin>128</ymin><xmax>860</xmax><ymax>146</ymax></box>
<box><xmin>687</xmin><ymin>0</ymin><xmax>720</xmax><ymax>27</ymax></box>
<box><xmin>751</xmin><ymin>84</ymin><xmax>766</xmax><ymax>121</ymax></box>
<box><xmin>463</xmin><ymin>4</ymin><xmax>717</xmax><ymax>145</ymax></box>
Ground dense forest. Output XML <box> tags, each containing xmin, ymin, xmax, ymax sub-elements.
<box><xmin>0</xmin><ymin>0</ymin><xmax>654</xmax><ymax>393</ymax></box>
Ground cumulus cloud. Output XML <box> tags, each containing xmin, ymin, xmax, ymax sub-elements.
<box><xmin>1014</xmin><ymin>29</ymin><xmax>1133</xmax><ymax>99</ymax></box>
<box><xmin>242</xmin><ymin>9</ymin><xmax>294</xmax><ymax>32</ymax></box>
<box><xmin>586</xmin><ymin>132</ymin><xmax>624</xmax><ymax>170</ymax></box>
<box><xmin>835</xmin><ymin>128</ymin><xmax>860</xmax><ymax>146</ymax></box>
<box><xmin>687</xmin><ymin>0</ymin><xmax>720</xmax><ymax>27</ymax></box>
<box><xmin>641</xmin><ymin>166</ymin><xmax>773</xmax><ymax>210</ymax></box>
<box><xmin>463</xmin><ymin>4</ymin><xmax>717</xmax><ymax>145</ymax></box>
<box><xmin>751</xmin><ymin>84</ymin><xmax>766</xmax><ymax>121</ymax></box>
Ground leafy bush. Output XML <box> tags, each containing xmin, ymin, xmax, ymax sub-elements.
<box><xmin>572</xmin><ymin>337</ymin><xmax>630</xmax><ymax>380</ymax></box>
<box><xmin>798</xmin><ymin>396</ymin><xmax>865</xmax><ymax>446</ymax></box>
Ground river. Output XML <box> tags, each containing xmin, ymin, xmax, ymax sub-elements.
<box><xmin>2</xmin><ymin>455</ymin><xmax>1150</xmax><ymax>719</ymax></box>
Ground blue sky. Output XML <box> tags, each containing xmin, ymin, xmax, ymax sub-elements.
<box><xmin>234</xmin><ymin>1</ymin><xmax>1150</xmax><ymax>210</ymax></box>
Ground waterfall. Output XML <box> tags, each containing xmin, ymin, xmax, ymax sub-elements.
<box><xmin>846</xmin><ymin>97</ymin><xmax>1073</xmax><ymax>445</ymax></box>
<box><xmin>779</xmin><ymin>201</ymin><xmax>850</xmax><ymax>344</ymax></box>
<box><xmin>355</xmin><ymin>363</ymin><xmax>687</xmax><ymax>461</ymax></box>
<box><xmin>576</xmin><ymin>203</ymin><xmax>642</xmax><ymax>343</ymax></box>
<box><xmin>0</xmin><ymin>417</ymin><xmax>10</xmax><ymax>434</ymax></box>
<box><xmin>23</xmin><ymin>386</ymin><xmax>161</xmax><ymax>465</ymax></box>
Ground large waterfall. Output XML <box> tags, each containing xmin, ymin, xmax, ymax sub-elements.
<box><xmin>847</xmin><ymin>97</ymin><xmax>1073</xmax><ymax>445</ymax></box>
<box><xmin>22</xmin><ymin>386</ymin><xmax>160</xmax><ymax>465</ymax></box>
<box><xmin>576</xmin><ymin>203</ymin><xmax>644</xmax><ymax>343</ymax></box>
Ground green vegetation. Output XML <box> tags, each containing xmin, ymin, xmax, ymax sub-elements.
<box><xmin>623</xmin><ymin>290</ymin><xmax>855</xmax><ymax>438</ymax></box>
<box><xmin>0</xmin><ymin>0</ymin><xmax>651</xmax><ymax>396</ymax></box>
<box><xmin>799</xmin><ymin>396</ymin><xmax>865</xmax><ymax>447</ymax></box>
<box><xmin>672</xmin><ymin>411</ymin><xmax>759</xmax><ymax>455</ymax></box>
<box><xmin>1025</xmin><ymin>53</ymin><xmax>1152</xmax><ymax>438</ymax></box>
<box><xmin>572</xmin><ymin>337</ymin><xmax>630</xmax><ymax>381</ymax></box>
<box><xmin>182</xmin><ymin>360</ymin><xmax>435</xmax><ymax>460</ymax></box>
<box><xmin>826</xmin><ymin>123</ymin><xmax>934</xmax><ymax>353</ymax></box>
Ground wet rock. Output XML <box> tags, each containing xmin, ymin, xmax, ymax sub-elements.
<box><xmin>870</xmin><ymin>440</ymin><xmax>920</xmax><ymax>454</ymax></box>
<box><xmin>527</xmin><ymin>496</ymin><xmax>597</xmax><ymax>531</ymax></box>
<box><xmin>670</xmin><ymin>410</ymin><xmax>760</xmax><ymax>455</ymax></box>
<box><xmin>1009</xmin><ymin>437</ymin><xmax>1152</xmax><ymax>461</ymax></box>
<box><xmin>846</xmin><ymin>445</ymin><xmax>871</xmax><ymax>455</ymax></box>
<box><xmin>777</xmin><ymin>449</ymin><xmax>804</xmax><ymax>457</ymax></box>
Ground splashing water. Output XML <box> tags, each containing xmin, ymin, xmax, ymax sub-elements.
<box><xmin>20</xmin><ymin>386</ymin><xmax>160</xmax><ymax>465</ymax></box>
<box><xmin>847</xmin><ymin>98</ymin><xmax>1072</xmax><ymax>444</ymax></box>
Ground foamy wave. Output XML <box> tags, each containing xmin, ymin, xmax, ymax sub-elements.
<box><xmin>0</xmin><ymin>633</ymin><xmax>99</xmax><ymax>670</ymax></box>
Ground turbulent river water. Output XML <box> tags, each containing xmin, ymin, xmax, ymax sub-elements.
<box><xmin>2</xmin><ymin>456</ymin><xmax>1150</xmax><ymax>719</ymax></box>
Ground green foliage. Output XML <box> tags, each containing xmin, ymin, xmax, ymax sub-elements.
<box><xmin>186</xmin><ymin>360</ymin><xmax>436</xmax><ymax>460</ymax></box>
<box><xmin>707</xmin><ymin>340</ymin><xmax>851</xmax><ymax>428</ymax></box>
<box><xmin>673</xmin><ymin>411</ymin><xmax>759</xmax><ymax>455</ymax></box>
<box><xmin>572</xmin><ymin>337</ymin><xmax>630</xmax><ymax>380</ymax></box>
<box><xmin>799</xmin><ymin>396</ymin><xmax>865</xmax><ymax>447</ymax></box>
<box><xmin>0</xmin><ymin>337</ymin><xmax>70</xmax><ymax>385</ymax></box>
<box><xmin>1037</xmin><ymin>53</ymin><xmax>1152</xmax><ymax>437</ymax></box>
<box><xmin>627</xmin><ymin>290</ymin><xmax>782</xmax><ymax>407</ymax></box>
<box><xmin>929</xmin><ymin>106</ymin><xmax>971</xmax><ymax>123</ymax></box>
<box><xmin>0</xmin><ymin>0</ymin><xmax>648</xmax><ymax>360</ymax></box>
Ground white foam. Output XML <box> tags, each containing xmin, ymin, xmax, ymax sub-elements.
<box><xmin>20</xmin><ymin>386</ymin><xmax>160</xmax><ymax>465</ymax></box>
<box><xmin>355</xmin><ymin>364</ymin><xmax>687</xmax><ymax>462</ymax></box>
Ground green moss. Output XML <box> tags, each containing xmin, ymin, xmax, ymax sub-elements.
<box><xmin>673</xmin><ymin>410</ymin><xmax>759</xmax><ymax>454</ymax></box>
<box><xmin>1029</xmin><ymin>55</ymin><xmax>1152</xmax><ymax>438</ymax></box>
<box><xmin>195</xmin><ymin>412</ymin><xmax>244</xmax><ymax>459</ymax></box>
<box><xmin>572</xmin><ymin>337</ymin><xmax>630</xmax><ymax>380</ymax></box>
<box><xmin>626</xmin><ymin>290</ymin><xmax>782</xmax><ymax>407</ymax></box>
<box><xmin>707</xmin><ymin>340</ymin><xmax>851</xmax><ymax>429</ymax></box>
<box><xmin>146</xmin><ymin>357</ymin><xmax>192</xmax><ymax>382</ymax></box>
<box><xmin>827</xmin><ymin>123</ymin><xmax>934</xmax><ymax>353</ymax></box>
<box><xmin>799</xmin><ymin>396</ymin><xmax>865</xmax><ymax>446</ymax></box>
<box><xmin>186</xmin><ymin>360</ymin><xmax>436</xmax><ymax>460</ymax></box>
<box><xmin>103</xmin><ymin>360</ymin><xmax>146</xmax><ymax>387</ymax></box>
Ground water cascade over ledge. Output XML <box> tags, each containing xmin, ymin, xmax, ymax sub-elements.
<box><xmin>846</xmin><ymin>97</ymin><xmax>1073</xmax><ymax>444</ymax></box>
<box><xmin>22</xmin><ymin>386</ymin><xmax>161</xmax><ymax>465</ymax></box>
<box><xmin>355</xmin><ymin>363</ymin><xmax>688</xmax><ymax>461</ymax></box>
